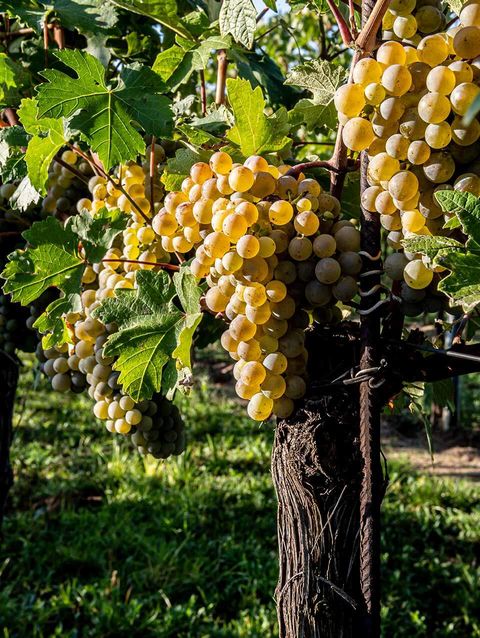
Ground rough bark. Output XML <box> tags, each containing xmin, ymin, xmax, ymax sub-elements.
<box><xmin>0</xmin><ymin>352</ymin><xmax>18</xmax><ymax>528</ymax></box>
<box><xmin>272</xmin><ymin>328</ymin><xmax>365</xmax><ymax>638</ymax></box>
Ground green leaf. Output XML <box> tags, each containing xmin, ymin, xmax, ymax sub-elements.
<box><xmin>226</xmin><ymin>78</ymin><xmax>290</xmax><ymax>156</ymax></box>
<box><xmin>161</xmin><ymin>147</ymin><xmax>210</xmax><ymax>191</ymax></box>
<box><xmin>25</xmin><ymin>129</ymin><xmax>66</xmax><ymax>195</ymax></box>
<box><xmin>1</xmin><ymin>216</ymin><xmax>83</xmax><ymax>305</ymax></box>
<box><xmin>51</xmin><ymin>0</ymin><xmax>118</xmax><ymax>35</ymax></box>
<box><xmin>219</xmin><ymin>0</ymin><xmax>256</xmax><ymax>49</ymax></box>
<box><xmin>93</xmin><ymin>270</ymin><xmax>203</xmax><ymax>401</ymax></box>
<box><xmin>435</xmin><ymin>190</ymin><xmax>480</xmax><ymax>248</ymax></box>
<box><xmin>178</xmin><ymin>124</ymin><xmax>221</xmax><ymax>146</ymax></box>
<box><xmin>18</xmin><ymin>97</ymin><xmax>60</xmax><ymax>136</ymax></box>
<box><xmin>0</xmin><ymin>126</ymin><xmax>29</xmax><ymax>182</ymax></box>
<box><xmin>402</xmin><ymin>235</ymin><xmax>464</xmax><ymax>261</ymax></box>
<box><xmin>0</xmin><ymin>53</ymin><xmax>29</xmax><ymax>108</ymax></box>
<box><xmin>36</xmin><ymin>50</ymin><xmax>173</xmax><ymax>170</ymax></box>
<box><xmin>110</xmin><ymin>0</ymin><xmax>193</xmax><ymax>39</ymax></box>
<box><xmin>10</xmin><ymin>176</ymin><xmax>41</xmax><ymax>212</ymax></box>
<box><xmin>437</xmin><ymin>251</ymin><xmax>480</xmax><ymax>312</ymax></box>
<box><xmin>34</xmin><ymin>294</ymin><xmax>82</xmax><ymax>348</ymax></box>
<box><xmin>153</xmin><ymin>44</ymin><xmax>191</xmax><ymax>85</ymax></box>
<box><xmin>0</xmin><ymin>1</ymin><xmax>46</xmax><ymax>30</ymax></box>
<box><xmin>67</xmin><ymin>207</ymin><xmax>128</xmax><ymax>262</ymax></box>
<box><xmin>286</xmin><ymin>59</ymin><xmax>347</xmax><ymax>131</ymax></box>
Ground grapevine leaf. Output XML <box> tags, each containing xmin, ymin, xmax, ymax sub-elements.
<box><xmin>1</xmin><ymin>216</ymin><xmax>83</xmax><ymax>305</ymax></box>
<box><xmin>93</xmin><ymin>270</ymin><xmax>203</xmax><ymax>401</ymax></box>
<box><xmin>173</xmin><ymin>266</ymin><xmax>203</xmax><ymax>315</ymax></box>
<box><xmin>50</xmin><ymin>0</ymin><xmax>118</xmax><ymax>35</ymax></box>
<box><xmin>178</xmin><ymin>124</ymin><xmax>221</xmax><ymax>146</ymax></box>
<box><xmin>443</xmin><ymin>0</ymin><xmax>463</xmax><ymax>15</ymax></box>
<box><xmin>25</xmin><ymin>129</ymin><xmax>66</xmax><ymax>195</ymax></box>
<box><xmin>67</xmin><ymin>207</ymin><xmax>129</xmax><ymax>262</ymax></box>
<box><xmin>18</xmin><ymin>97</ymin><xmax>61</xmax><ymax>136</ymax></box>
<box><xmin>0</xmin><ymin>1</ymin><xmax>46</xmax><ymax>30</ymax></box>
<box><xmin>435</xmin><ymin>190</ymin><xmax>480</xmax><ymax>248</ymax></box>
<box><xmin>110</xmin><ymin>0</ymin><xmax>193</xmax><ymax>39</ymax></box>
<box><xmin>10</xmin><ymin>176</ymin><xmax>41</xmax><ymax>212</ymax></box>
<box><xmin>226</xmin><ymin>78</ymin><xmax>290</xmax><ymax>156</ymax></box>
<box><xmin>0</xmin><ymin>52</ymin><xmax>29</xmax><ymax>107</ymax></box>
<box><xmin>0</xmin><ymin>126</ymin><xmax>29</xmax><ymax>182</ymax></box>
<box><xmin>436</xmin><ymin>251</ymin><xmax>480</xmax><ymax>312</ymax></box>
<box><xmin>152</xmin><ymin>45</ymin><xmax>191</xmax><ymax>86</ymax></box>
<box><xmin>286</xmin><ymin>60</ymin><xmax>347</xmax><ymax>131</ymax></box>
<box><xmin>34</xmin><ymin>293</ymin><xmax>82</xmax><ymax>348</ymax></box>
<box><xmin>219</xmin><ymin>0</ymin><xmax>256</xmax><ymax>49</ymax></box>
<box><xmin>402</xmin><ymin>235</ymin><xmax>464</xmax><ymax>261</ymax></box>
<box><xmin>161</xmin><ymin>147</ymin><xmax>210</xmax><ymax>191</ymax></box>
<box><xmin>0</xmin><ymin>125</ymin><xmax>30</xmax><ymax>147</ymax></box>
<box><xmin>36</xmin><ymin>50</ymin><xmax>173</xmax><ymax>170</ymax></box>
<box><xmin>0</xmin><ymin>153</ymin><xmax>27</xmax><ymax>182</ymax></box>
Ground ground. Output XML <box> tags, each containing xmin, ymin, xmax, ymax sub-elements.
<box><xmin>0</xmin><ymin>354</ymin><xmax>479</xmax><ymax>637</ymax></box>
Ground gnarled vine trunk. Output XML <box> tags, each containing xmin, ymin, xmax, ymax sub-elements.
<box><xmin>272</xmin><ymin>328</ymin><xmax>366</xmax><ymax>638</ymax></box>
<box><xmin>0</xmin><ymin>352</ymin><xmax>18</xmax><ymax>528</ymax></box>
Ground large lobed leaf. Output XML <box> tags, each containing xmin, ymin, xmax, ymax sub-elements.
<box><xmin>226</xmin><ymin>78</ymin><xmax>290</xmax><ymax>156</ymax></box>
<box><xmin>93</xmin><ymin>269</ymin><xmax>203</xmax><ymax>401</ymax></box>
<box><xmin>219</xmin><ymin>0</ymin><xmax>256</xmax><ymax>49</ymax></box>
<box><xmin>36</xmin><ymin>50</ymin><xmax>173</xmax><ymax>170</ymax></box>
<box><xmin>286</xmin><ymin>60</ymin><xmax>347</xmax><ymax>131</ymax></box>
<box><xmin>111</xmin><ymin>0</ymin><xmax>192</xmax><ymax>39</ymax></box>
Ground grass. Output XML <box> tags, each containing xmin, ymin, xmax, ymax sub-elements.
<box><xmin>0</xmin><ymin>355</ymin><xmax>479</xmax><ymax>637</ymax></box>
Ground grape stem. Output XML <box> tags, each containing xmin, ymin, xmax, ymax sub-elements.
<box><xmin>324</xmin><ymin>0</ymin><xmax>353</xmax><ymax>46</ymax></box>
<box><xmin>3</xmin><ymin>108</ymin><xmax>19</xmax><ymax>127</ymax></box>
<box><xmin>199</xmin><ymin>70</ymin><xmax>207</xmax><ymax>116</ymax></box>
<box><xmin>215</xmin><ymin>50</ymin><xmax>228</xmax><ymax>106</ymax></box>
<box><xmin>149</xmin><ymin>135</ymin><xmax>156</xmax><ymax>214</ymax></box>
<box><xmin>286</xmin><ymin>158</ymin><xmax>359</xmax><ymax>178</ymax></box>
<box><xmin>101</xmin><ymin>258</ymin><xmax>180</xmax><ymax>271</ymax></box>
<box><xmin>355</xmin><ymin>0</ymin><xmax>391</xmax><ymax>52</ymax></box>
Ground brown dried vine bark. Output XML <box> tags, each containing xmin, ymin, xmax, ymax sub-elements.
<box><xmin>272</xmin><ymin>328</ymin><xmax>364</xmax><ymax>637</ymax></box>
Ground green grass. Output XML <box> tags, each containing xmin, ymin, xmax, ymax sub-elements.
<box><xmin>0</xmin><ymin>356</ymin><xmax>479</xmax><ymax>637</ymax></box>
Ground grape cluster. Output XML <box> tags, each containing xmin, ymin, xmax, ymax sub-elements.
<box><xmin>35</xmin><ymin>149</ymin><xmax>186</xmax><ymax>459</ymax></box>
<box><xmin>336</xmin><ymin>3</ymin><xmax>480</xmax><ymax>295</ymax></box>
<box><xmin>383</xmin><ymin>0</ymin><xmax>446</xmax><ymax>45</ymax></box>
<box><xmin>42</xmin><ymin>150</ymin><xmax>93</xmax><ymax>219</ymax></box>
<box><xmin>151</xmin><ymin>153</ymin><xmax>361</xmax><ymax>420</ymax></box>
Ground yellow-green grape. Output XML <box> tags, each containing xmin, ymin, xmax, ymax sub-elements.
<box><xmin>265</xmin><ymin>280</ymin><xmax>287</xmax><ymax>303</ymax></box>
<box><xmin>423</xmin><ymin>152</ymin><xmax>456</xmax><ymax>184</ymax></box>
<box><xmin>205</xmin><ymin>287</ymin><xmax>229</xmax><ymax>312</ymax></box>
<box><xmin>241</xmin><ymin>361</ymin><xmax>267</xmax><ymax>386</ymax></box>
<box><xmin>402</xmin><ymin>209</ymin><xmax>426</xmax><ymax>232</ymax></box>
<box><xmin>204</xmin><ymin>231</ymin><xmax>230</xmax><ymax>258</ymax></box>
<box><xmin>236</xmin><ymin>234</ymin><xmax>260</xmax><ymax>259</ymax></box>
<box><xmin>333</xmin><ymin>84</ymin><xmax>366</xmax><ymax>117</ymax></box>
<box><xmin>250</xmin><ymin>172</ymin><xmax>276</xmax><ymax>198</ymax></box>
<box><xmin>451</xmin><ymin>116</ymin><xmax>480</xmax><ymax>146</ymax></box>
<box><xmin>288</xmin><ymin>237</ymin><xmax>312</xmax><ymax>261</ymax></box>
<box><xmin>399</xmin><ymin>107</ymin><xmax>427</xmax><ymax>141</ymax></box>
<box><xmin>448</xmin><ymin>60</ymin><xmax>473</xmax><ymax>85</ymax></box>
<box><xmin>261</xmin><ymin>374</ymin><xmax>287</xmax><ymax>400</ymax></box>
<box><xmin>375</xmin><ymin>190</ymin><xmax>397</xmax><ymax>215</ymax></box>
<box><xmin>368</xmin><ymin>153</ymin><xmax>400</xmax><ymax>182</ymax></box>
<box><xmin>235</xmin><ymin>380</ymin><xmax>260</xmax><ymax>400</ymax></box>
<box><xmin>222</xmin><ymin>213</ymin><xmax>248</xmax><ymax>241</ymax></box>
<box><xmin>353</xmin><ymin>58</ymin><xmax>383</xmax><ymax>85</ymax></box>
<box><xmin>332</xmin><ymin>276</ymin><xmax>359</xmax><ymax>301</ymax></box>
<box><xmin>152</xmin><ymin>211</ymin><xmax>178</xmax><ymax>237</ymax></box>
<box><xmin>273</xmin><ymin>396</ymin><xmax>294</xmax><ymax>418</ymax></box>
<box><xmin>263</xmin><ymin>351</ymin><xmax>288</xmax><ymax>374</ymax></box>
<box><xmin>230</xmin><ymin>315</ymin><xmax>257</xmax><ymax>341</ymax></box>
<box><xmin>338</xmin><ymin>251</ymin><xmax>363</xmax><ymax>275</ymax></box>
<box><xmin>371</xmin><ymin>112</ymin><xmax>398</xmax><ymax>138</ymax></box>
<box><xmin>244</xmin><ymin>155</ymin><xmax>270</xmax><ymax>173</ymax></box>
<box><xmin>228</xmin><ymin>166</ymin><xmax>255</xmax><ymax>192</ymax></box>
<box><xmin>426</xmin><ymin>67</ymin><xmax>456</xmax><ymax>95</ymax></box>
<box><xmin>460</xmin><ymin>2</ymin><xmax>480</xmax><ymax>27</ymax></box>
<box><xmin>364</xmin><ymin>83</ymin><xmax>386</xmax><ymax>105</ymax></box>
<box><xmin>450</xmin><ymin>82</ymin><xmax>480</xmax><ymax>116</ymax></box>
<box><xmin>247</xmin><ymin>393</ymin><xmax>273</xmax><ymax>421</ymax></box>
<box><xmin>269</xmin><ymin>200</ymin><xmax>294</xmax><ymax>225</ymax></box>
<box><xmin>271</xmin><ymin>296</ymin><xmax>296</xmax><ymax>320</ymax></box>
<box><xmin>126</xmin><ymin>409</ymin><xmax>142</xmax><ymax>425</ymax></box>
<box><xmin>243</xmin><ymin>284</ymin><xmax>267</xmax><ymax>307</ymax></box>
<box><xmin>404</xmin><ymin>46</ymin><xmax>418</xmax><ymax>64</ymax></box>
<box><xmin>388</xmin><ymin>171</ymin><xmax>419</xmax><ymax>202</ymax></box>
<box><xmin>389</xmin><ymin>0</ymin><xmax>415</xmax><ymax>16</ymax></box>
<box><xmin>415</xmin><ymin>5</ymin><xmax>443</xmax><ymax>34</ymax></box>
<box><xmin>424</xmin><ymin>122</ymin><xmax>452</xmax><ymax>149</ymax></box>
<box><xmin>385</xmin><ymin>134</ymin><xmax>409</xmax><ymax>162</ymax></box>
<box><xmin>376</xmin><ymin>41</ymin><xmax>407</xmax><ymax>66</ymax></box>
<box><xmin>381</xmin><ymin>212</ymin><xmax>402</xmax><ymax>231</ymax></box>
<box><xmin>313</xmin><ymin>234</ymin><xmax>337</xmax><ymax>258</ymax></box>
<box><xmin>237</xmin><ymin>339</ymin><xmax>262</xmax><ymax>361</ymax></box>
<box><xmin>380</xmin><ymin>97</ymin><xmax>406</xmax><ymax>122</ymax></box>
<box><xmin>210</xmin><ymin>151</ymin><xmax>233</xmax><ymax>175</ymax></box>
<box><xmin>222</xmin><ymin>250</ymin><xmax>243</xmax><ymax>273</ymax></box>
<box><xmin>236</xmin><ymin>201</ymin><xmax>259</xmax><ymax>225</ymax></box>
<box><xmin>453</xmin><ymin>25</ymin><xmax>480</xmax><ymax>59</ymax></box>
<box><xmin>417</xmin><ymin>34</ymin><xmax>449</xmax><ymax>66</ymax></box>
<box><xmin>455</xmin><ymin>173</ymin><xmax>480</xmax><ymax>195</ymax></box>
<box><xmin>417</xmin><ymin>92</ymin><xmax>451</xmax><ymax>124</ymax></box>
<box><xmin>403</xmin><ymin>259</ymin><xmax>433</xmax><ymax>289</ymax></box>
<box><xmin>384</xmin><ymin>253</ymin><xmax>409</xmax><ymax>281</ymax></box>
<box><xmin>190</xmin><ymin>162</ymin><xmax>213</xmax><ymax>185</ymax></box>
<box><xmin>407</xmin><ymin>140</ymin><xmax>431</xmax><ymax>165</ymax></box>
<box><xmin>193</xmin><ymin>198</ymin><xmax>214</xmax><ymax>224</ymax></box>
<box><xmin>294</xmin><ymin>211</ymin><xmax>320</xmax><ymax>236</ymax></box>
<box><xmin>258</xmin><ymin>236</ymin><xmax>276</xmax><ymax>258</ymax></box>
<box><xmin>245</xmin><ymin>301</ymin><xmax>272</xmax><ymax>325</ymax></box>
<box><xmin>381</xmin><ymin>64</ymin><xmax>412</xmax><ymax>96</ymax></box>
<box><xmin>393</xmin><ymin>14</ymin><xmax>417</xmax><ymax>39</ymax></box>
<box><xmin>361</xmin><ymin>185</ymin><xmax>383</xmax><ymax>212</ymax></box>
<box><xmin>315</xmin><ymin>258</ymin><xmax>341</xmax><ymax>284</ymax></box>
<box><xmin>284</xmin><ymin>375</ymin><xmax>306</xmax><ymax>400</ymax></box>
<box><xmin>342</xmin><ymin>118</ymin><xmax>375</xmax><ymax>152</ymax></box>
